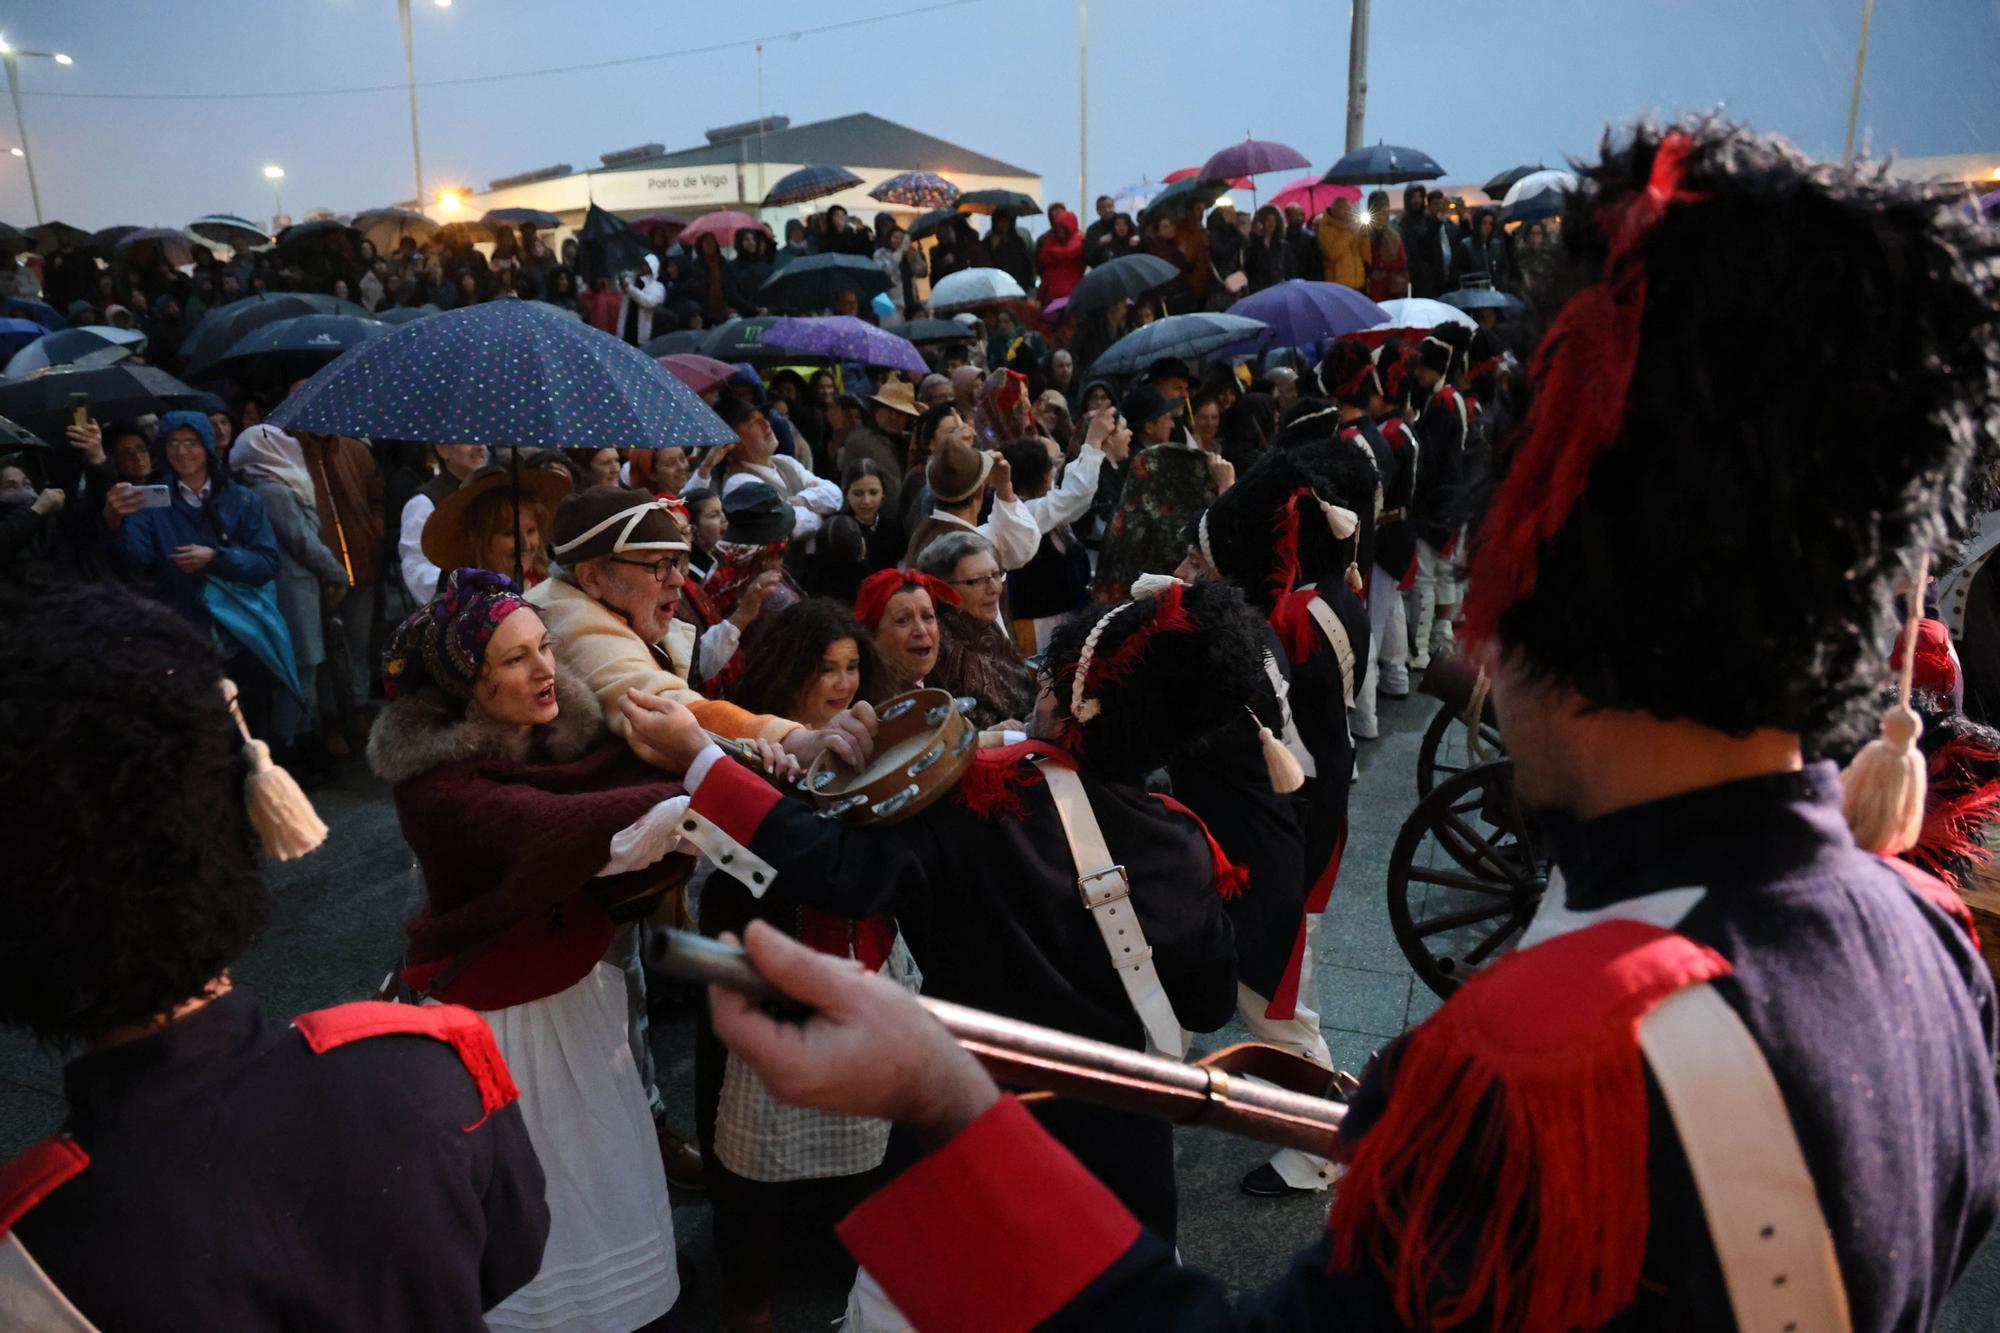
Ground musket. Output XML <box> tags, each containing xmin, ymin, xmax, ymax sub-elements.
<box><xmin>658</xmin><ymin>930</ymin><xmax>1349</xmax><ymax>1157</ymax></box>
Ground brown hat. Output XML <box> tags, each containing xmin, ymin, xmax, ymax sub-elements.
<box><xmin>867</xmin><ymin>379</ymin><xmax>921</xmax><ymax>417</ymax></box>
<box><xmin>421</xmin><ymin>464</ymin><xmax>572</xmax><ymax>572</ymax></box>
<box><xmin>548</xmin><ymin>485</ymin><xmax>689</xmax><ymax>564</ymax></box>
<box><xmin>926</xmin><ymin>430</ymin><xmax>994</xmax><ymax>505</ymax></box>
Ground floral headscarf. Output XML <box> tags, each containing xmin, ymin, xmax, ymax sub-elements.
<box><xmin>382</xmin><ymin>567</ymin><xmax>535</xmax><ymax>700</ymax></box>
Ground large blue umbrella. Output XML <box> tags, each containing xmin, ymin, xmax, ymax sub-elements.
<box><xmin>758</xmin><ymin>254</ymin><xmax>889</xmax><ymax>313</ymax></box>
<box><xmin>211</xmin><ymin>314</ymin><xmax>385</xmax><ymax>375</ymax></box>
<box><xmin>0</xmin><ymin>318</ymin><xmax>53</xmax><ymax>365</ymax></box>
<box><xmin>1221</xmin><ymin>281</ymin><xmax>1387</xmax><ymax>353</ymax></box>
<box><xmin>1321</xmin><ymin>143</ymin><xmax>1445</xmax><ymax>187</ymax></box>
<box><xmin>181</xmin><ymin>293</ymin><xmax>372</xmax><ymax>374</ymax></box>
<box><xmin>1085</xmin><ymin>313</ymin><xmax>1268</xmax><ymax>378</ymax></box>
<box><xmin>0</xmin><ymin>297</ymin><xmax>65</xmax><ymax>331</ymax></box>
<box><xmin>761</xmin><ymin>164</ymin><xmax>863</xmax><ymax>208</ymax></box>
<box><xmin>3</xmin><ymin>325</ymin><xmax>147</xmax><ymax>378</ymax></box>
<box><xmin>268</xmin><ymin>299</ymin><xmax>735</xmax><ymax>450</ymax></box>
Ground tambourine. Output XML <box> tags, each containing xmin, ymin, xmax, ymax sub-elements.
<box><xmin>798</xmin><ymin>687</ymin><xmax>979</xmax><ymax>826</ymax></box>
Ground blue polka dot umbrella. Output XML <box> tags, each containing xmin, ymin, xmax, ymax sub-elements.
<box><xmin>267</xmin><ymin>299</ymin><xmax>736</xmax><ymax>449</ymax></box>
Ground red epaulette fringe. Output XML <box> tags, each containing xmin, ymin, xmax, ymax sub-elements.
<box><xmin>293</xmin><ymin>1001</ymin><xmax>522</xmax><ymax>1132</ymax></box>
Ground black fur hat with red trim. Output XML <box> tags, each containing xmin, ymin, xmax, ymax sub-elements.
<box><xmin>1907</xmin><ymin>691</ymin><xmax>2000</xmax><ymax>893</ymax></box>
<box><xmin>1045</xmin><ymin>578</ymin><xmax>1266</xmax><ymax>782</ymax></box>
<box><xmin>1186</xmin><ymin>450</ymin><xmax>1325</xmax><ymax>609</ymax></box>
<box><xmin>1373</xmin><ymin>337</ymin><xmax>1412</xmax><ymax>408</ymax></box>
<box><xmin>1318</xmin><ymin>338</ymin><xmax>1381</xmax><ymax>408</ymax></box>
<box><xmin>1462</xmin><ymin>117</ymin><xmax>2000</xmax><ymax>751</ymax></box>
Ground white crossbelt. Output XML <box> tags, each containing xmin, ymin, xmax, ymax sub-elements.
<box><xmin>1304</xmin><ymin>595</ymin><xmax>1358</xmax><ymax>709</ymax></box>
<box><xmin>1639</xmin><ymin>982</ymin><xmax>1852</xmax><ymax>1332</ymax></box>
<box><xmin>1038</xmin><ymin>761</ymin><xmax>1187</xmax><ymax>1059</ymax></box>
<box><xmin>0</xmin><ymin>1234</ymin><xmax>100</xmax><ymax>1331</ymax></box>
<box><xmin>1260</xmin><ymin>649</ymin><xmax>1316</xmax><ymax>778</ymax></box>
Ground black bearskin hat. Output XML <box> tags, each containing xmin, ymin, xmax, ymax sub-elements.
<box><xmin>1373</xmin><ymin>337</ymin><xmax>1412</xmax><ymax>408</ymax></box>
<box><xmin>1190</xmin><ymin>449</ymin><xmax>1337</xmax><ymax>607</ymax></box>
<box><xmin>1046</xmin><ymin>578</ymin><xmax>1267</xmax><ymax>782</ymax></box>
<box><xmin>1318</xmin><ymin>338</ymin><xmax>1381</xmax><ymax>408</ymax></box>
<box><xmin>1418</xmin><ymin>324</ymin><xmax>1467</xmax><ymax>378</ymax></box>
<box><xmin>0</xmin><ymin>575</ymin><xmax>269</xmax><ymax>1047</ymax></box>
<box><xmin>1464</xmin><ymin>118</ymin><xmax>2000</xmax><ymax>752</ymax></box>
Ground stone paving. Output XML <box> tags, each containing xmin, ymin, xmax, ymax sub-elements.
<box><xmin>2</xmin><ymin>686</ymin><xmax>1993</xmax><ymax>1329</ymax></box>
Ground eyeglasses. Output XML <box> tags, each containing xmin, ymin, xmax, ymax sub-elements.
<box><xmin>948</xmin><ymin>570</ymin><xmax>1006</xmax><ymax>591</ymax></box>
<box><xmin>608</xmin><ymin>554</ymin><xmax>690</xmax><ymax>583</ymax></box>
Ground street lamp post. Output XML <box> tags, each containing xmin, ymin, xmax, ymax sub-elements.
<box><xmin>0</xmin><ymin>38</ymin><xmax>74</xmax><ymax>227</ymax></box>
<box><xmin>397</xmin><ymin>0</ymin><xmax>451</xmax><ymax>213</ymax></box>
<box><xmin>264</xmin><ymin>165</ymin><xmax>286</xmax><ymax>229</ymax></box>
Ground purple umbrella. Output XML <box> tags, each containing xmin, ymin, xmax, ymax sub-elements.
<box><xmin>1222</xmin><ymin>280</ymin><xmax>1388</xmax><ymax>352</ymax></box>
<box><xmin>759</xmin><ymin>315</ymin><xmax>928</xmax><ymax>375</ymax></box>
<box><xmin>1982</xmin><ymin>191</ymin><xmax>2000</xmax><ymax>223</ymax></box>
<box><xmin>1199</xmin><ymin>137</ymin><xmax>1312</xmax><ymax>184</ymax></box>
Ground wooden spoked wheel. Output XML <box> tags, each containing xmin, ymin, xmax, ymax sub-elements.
<box><xmin>1416</xmin><ymin>701</ymin><xmax>1507</xmax><ymax>800</ymax></box>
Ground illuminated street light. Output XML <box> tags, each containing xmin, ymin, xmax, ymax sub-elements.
<box><xmin>264</xmin><ymin>165</ymin><xmax>286</xmax><ymax>225</ymax></box>
<box><xmin>398</xmin><ymin>0</ymin><xmax>454</xmax><ymax>215</ymax></box>
<box><xmin>437</xmin><ymin>189</ymin><xmax>464</xmax><ymax>212</ymax></box>
<box><xmin>0</xmin><ymin>36</ymin><xmax>75</xmax><ymax>225</ymax></box>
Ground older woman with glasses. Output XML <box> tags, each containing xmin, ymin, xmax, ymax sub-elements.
<box><xmin>912</xmin><ymin>532</ymin><xmax>1036</xmax><ymax>728</ymax></box>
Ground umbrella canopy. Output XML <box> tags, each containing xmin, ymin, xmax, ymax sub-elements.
<box><xmin>352</xmin><ymin>208</ymin><xmax>439</xmax><ymax>252</ymax></box>
<box><xmin>681</xmin><ymin>212</ymin><xmax>770</xmax><ymax>246</ymax></box>
<box><xmin>0</xmin><ymin>318</ymin><xmax>50</xmax><ymax>364</ymax></box>
<box><xmin>0</xmin><ymin>413</ymin><xmax>48</xmax><ymax>449</ymax></box>
<box><xmin>374</xmin><ymin>305</ymin><xmax>439</xmax><ymax>326</ymax></box>
<box><xmin>1321</xmin><ymin>144</ymin><xmax>1446</xmax><ymax>186</ymax></box>
<box><xmin>870</xmin><ymin>172</ymin><xmax>959</xmax><ymax>209</ymax></box>
<box><xmin>899</xmin><ymin>317</ymin><xmax>977</xmax><ymax>346</ymax></box>
<box><xmin>1439</xmin><ymin>287</ymin><xmax>1525</xmax><ymax>316</ymax></box>
<box><xmin>0</xmin><ymin>223</ymin><xmax>30</xmax><ymax>256</ymax></box>
<box><xmin>762</xmin><ymin>164</ymin><xmax>863</xmax><ymax>209</ymax></box>
<box><xmin>929</xmin><ymin>267</ymin><xmax>1028</xmax><ymax>311</ymax></box>
<box><xmin>955</xmin><ymin>189</ymin><xmax>1039</xmax><ymax>217</ymax></box>
<box><xmin>1066</xmin><ymin>253</ymin><xmax>1180</xmax><ymax>317</ymax></box>
<box><xmin>274</xmin><ymin>220</ymin><xmax>365</xmax><ymax>263</ymax></box>
<box><xmin>761</xmin><ymin>316</ymin><xmax>927</xmax><ymax>375</ymax></box>
<box><xmin>758</xmin><ymin>254</ymin><xmax>889</xmax><ymax>313</ymax></box>
<box><xmin>1500</xmin><ymin>168</ymin><xmax>1578</xmax><ymax>223</ymax></box>
<box><xmin>1109</xmin><ymin>181</ymin><xmax>1167</xmax><ymax>216</ymax></box>
<box><xmin>1200</xmin><ymin>138</ymin><xmax>1312</xmax><ymax>184</ymax></box>
<box><xmin>188</xmin><ymin>214</ymin><xmax>271</xmax><ymax>251</ymax></box>
<box><xmin>1162</xmin><ymin>167</ymin><xmax>1251</xmax><ymax>189</ymax></box>
<box><xmin>907</xmin><ymin>207</ymin><xmax>959</xmax><ymax>241</ymax></box>
<box><xmin>0</xmin><ymin>297</ymin><xmax>64</xmax><ymax>331</ymax></box>
<box><xmin>658</xmin><ymin>353</ymin><xmax>739</xmax><ymax>396</ymax></box>
<box><xmin>1370</xmin><ymin>297</ymin><xmax>1478</xmax><ymax>331</ymax></box>
<box><xmin>3</xmin><ymin>325</ymin><xmax>147</xmax><ymax>379</ymax></box>
<box><xmin>482</xmin><ymin>207</ymin><xmax>562</xmax><ymax>230</ymax></box>
<box><xmin>1221</xmin><ymin>280</ymin><xmax>1387</xmax><ymax>352</ymax></box>
<box><xmin>180</xmin><ymin>293</ymin><xmax>372</xmax><ymax>374</ymax></box>
<box><xmin>26</xmin><ymin>221</ymin><xmax>89</xmax><ymax>255</ymax></box>
<box><xmin>0</xmin><ymin>364</ymin><xmax>218</xmax><ymax>443</ymax></box>
<box><xmin>575</xmin><ymin>204</ymin><xmax>650</xmax><ymax>283</ymax></box>
<box><xmin>1139</xmin><ymin>177</ymin><xmax>1229</xmax><ymax>225</ymax></box>
<box><xmin>1483</xmin><ymin>164</ymin><xmax>1550</xmax><ymax>201</ymax></box>
<box><xmin>629</xmin><ymin>212</ymin><xmax>689</xmax><ymax>240</ymax></box>
<box><xmin>700</xmin><ymin>316</ymin><xmax>799</xmax><ymax>366</ymax></box>
<box><xmin>1981</xmin><ymin>191</ymin><xmax>2000</xmax><ymax>223</ymax></box>
<box><xmin>212</xmin><ymin>313</ymin><xmax>385</xmax><ymax>377</ymax></box>
<box><xmin>1268</xmin><ymin>177</ymin><xmax>1361</xmax><ymax>218</ymax></box>
<box><xmin>268</xmin><ymin>299</ymin><xmax>734</xmax><ymax>450</ymax></box>
<box><xmin>83</xmin><ymin>225</ymin><xmax>139</xmax><ymax>254</ymax></box>
<box><xmin>643</xmin><ymin>329</ymin><xmax>707</xmax><ymax>356</ymax></box>
<box><xmin>113</xmin><ymin>227</ymin><xmax>204</xmax><ymax>268</ymax></box>
<box><xmin>1086</xmin><ymin>312</ymin><xmax>1268</xmax><ymax>378</ymax></box>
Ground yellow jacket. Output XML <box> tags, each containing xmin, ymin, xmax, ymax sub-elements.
<box><xmin>526</xmin><ymin>576</ymin><xmax>799</xmax><ymax>751</ymax></box>
<box><xmin>1318</xmin><ymin>214</ymin><xmax>1370</xmax><ymax>290</ymax></box>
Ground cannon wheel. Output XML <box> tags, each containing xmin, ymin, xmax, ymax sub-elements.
<box><xmin>1387</xmin><ymin>759</ymin><xmax>1546</xmax><ymax>999</ymax></box>
<box><xmin>1415</xmin><ymin>701</ymin><xmax>1507</xmax><ymax>800</ymax></box>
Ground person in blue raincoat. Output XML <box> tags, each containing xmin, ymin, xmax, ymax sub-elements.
<box><xmin>107</xmin><ymin>409</ymin><xmax>295</xmax><ymax>739</ymax></box>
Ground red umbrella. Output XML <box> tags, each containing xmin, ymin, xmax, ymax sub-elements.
<box><xmin>1269</xmin><ymin>176</ymin><xmax>1361</xmax><ymax>217</ymax></box>
<box><xmin>679</xmin><ymin>211</ymin><xmax>771</xmax><ymax>245</ymax></box>
<box><xmin>1163</xmin><ymin>166</ymin><xmax>1252</xmax><ymax>189</ymax></box>
<box><xmin>658</xmin><ymin>352</ymin><xmax>737</xmax><ymax>396</ymax></box>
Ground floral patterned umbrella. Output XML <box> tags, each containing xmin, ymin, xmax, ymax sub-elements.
<box><xmin>869</xmin><ymin>171</ymin><xmax>960</xmax><ymax>209</ymax></box>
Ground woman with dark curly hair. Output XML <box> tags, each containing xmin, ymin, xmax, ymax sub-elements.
<box><xmin>0</xmin><ymin>575</ymin><xmax>549</xmax><ymax>1328</ymax></box>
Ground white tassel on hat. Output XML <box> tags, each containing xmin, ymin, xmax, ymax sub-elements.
<box><xmin>1249</xmin><ymin>706</ymin><xmax>1306</xmax><ymax>793</ymax></box>
<box><xmin>1840</xmin><ymin>552</ymin><xmax>1930</xmax><ymax>856</ymax></box>
<box><xmin>224</xmin><ymin>680</ymin><xmax>329</xmax><ymax>861</ymax></box>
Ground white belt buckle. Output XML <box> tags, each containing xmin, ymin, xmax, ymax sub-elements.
<box><xmin>1077</xmin><ymin>864</ymin><xmax>1130</xmax><ymax>909</ymax></box>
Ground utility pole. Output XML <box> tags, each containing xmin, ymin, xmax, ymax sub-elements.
<box><xmin>1345</xmin><ymin>0</ymin><xmax>1370</xmax><ymax>152</ymax></box>
<box><xmin>398</xmin><ymin>0</ymin><xmax>427</xmax><ymax>209</ymax></box>
<box><xmin>1079</xmin><ymin>0</ymin><xmax>1088</xmax><ymax>208</ymax></box>
<box><xmin>1842</xmin><ymin>0</ymin><xmax>1875</xmax><ymax>164</ymax></box>
<box><xmin>2</xmin><ymin>55</ymin><xmax>40</xmax><ymax>226</ymax></box>
<box><xmin>756</xmin><ymin>43</ymin><xmax>766</xmax><ymax>205</ymax></box>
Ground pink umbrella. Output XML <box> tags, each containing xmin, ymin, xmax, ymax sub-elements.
<box><xmin>1163</xmin><ymin>166</ymin><xmax>1252</xmax><ymax>189</ymax></box>
<box><xmin>1199</xmin><ymin>138</ymin><xmax>1312</xmax><ymax>183</ymax></box>
<box><xmin>657</xmin><ymin>352</ymin><xmax>737</xmax><ymax>396</ymax></box>
<box><xmin>1269</xmin><ymin>176</ymin><xmax>1362</xmax><ymax>217</ymax></box>
<box><xmin>679</xmin><ymin>211</ymin><xmax>771</xmax><ymax>245</ymax></box>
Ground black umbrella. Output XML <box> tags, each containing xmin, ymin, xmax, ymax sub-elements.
<box><xmin>900</xmin><ymin>317</ymin><xmax>976</xmax><ymax>346</ymax></box>
<box><xmin>575</xmin><ymin>204</ymin><xmax>649</xmax><ymax>283</ymax></box>
<box><xmin>0</xmin><ymin>364</ymin><xmax>219</xmax><ymax>443</ymax></box>
<box><xmin>1482</xmin><ymin>164</ymin><xmax>1549</xmax><ymax>201</ymax></box>
<box><xmin>762</xmin><ymin>164</ymin><xmax>864</xmax><ymax>208</ymax></box>
<box><xmin>1138</xmin><ymin>178</ymin><xmax>1228</xmax><ymax>226</ymax></box>
<box><xmin>83</xmin><ymin>225</ymin><xmax>139</xmax><ymax>254</ymax></box>
<box><xmin>908</xmin><ymin>208</ymin><xmax>959</xmax><ymax>241</ymax></box>
<box><xmin>188</xmin><ymin>213</ymin><xmax>273</xmax><ymax>251</ymax></box>
<box><xmin>180</xmin><ymin>293</ymin><xmax>372</xmax><ymax>374</ymax></box>
<box><xmin>1321</xmin><ymin>144</ymin><xmax>1446</xmax><ymax>187</ymax></box>
<box><xmin>26</xmin><ymin>221</ymin><xmax>88</xmax><ymax>255</ymax></box>
<box><xmin>274</xmin><ymin>219</ymin><xmax>364</xmax><ymax>257</ymax></box>
<box><xmin>701</xmin><ymin>316</ymin><xmax>805</xmax><ymax>366</ymax></box>
<box><xmin>482</xmin><ymin>207</ymin><xmax>562</xmax><ymax>230</ymax></box>
<box><xmin>0</xmin><ymin>223</ymin><xmax>29</xmax><ymax>256</ymax></box>
<box><xmin>211</xmin><ymin>313</ymin><xmax>385</xmax><ymax>379</ymax></box>
<box><xmin>757</xmin><ymin>254</ymin><xmax>889</xmax><ymax>313</ymax></box>
<box><xmin>643</xmin><ymin>329</ymin><xmax>707</xmax><ymax>356</ymax></box>
<box><xmin>113</xmin><ymin>227</ymin><xmax>203</xmax><ymax>268</ymax></box>
<box><xmin>375</xmin><ymin>305</ymin><xmax>439</xmax><ymax>326</ymax></box>
<box><xmin>0</xmin><ymin>413</ymin><xmax>50</xmax><ymax>449</ymax></box>
<box><xmin>1066</xmin><ymin>253</ymin><xmax>1180</xmax><ymax>317</ymax></box>
<box><xmin>956</xmin><ymin>189</ymin><xmax>1040</xmax><ymax>217</ymax></box>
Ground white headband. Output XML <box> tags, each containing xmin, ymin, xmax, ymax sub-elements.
<box><xmin>551</xmin><ymin>496</ymin><xmax>690</xmax><ymax>558</ymax></box>
<box><xmin>1072</xmin><ymin>574</ymin><xmax>1182</xmax><ymax>724</ymax></box>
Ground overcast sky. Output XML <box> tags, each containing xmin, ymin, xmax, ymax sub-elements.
<box><xmin>2</xmin><ymin>0</ymin><xmax>1995</xmax><ymax>230</ymax></box>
